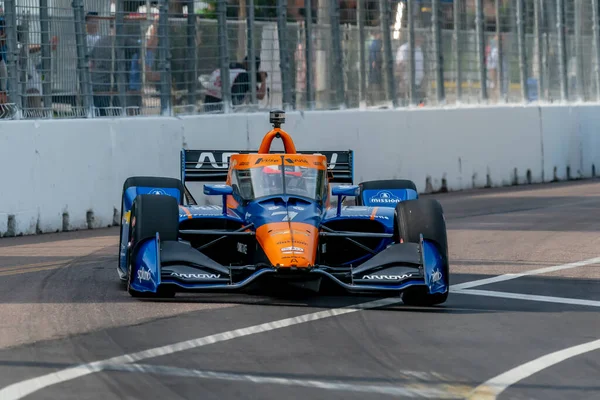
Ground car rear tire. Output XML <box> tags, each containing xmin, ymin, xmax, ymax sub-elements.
<box><xmin>127</xmin><ymin>194</ymin><xmax>180</xmax><ymax>298</ymax></box>
<box><xmin>394</xmin><ymin>198</ymin><xmax>449</xmax><ymax>306</ymax></box>
<box><xmin>355</xmin><ymin>179</ymin><xmax>418</xmax><ymax>206</ymax></box>
<box><xmin>122</xmin><ymin>176</ymin><xmax>185</xmax><ymax>204</ymax></box>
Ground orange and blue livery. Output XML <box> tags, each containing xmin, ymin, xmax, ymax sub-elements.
<box><xmin>117</xmin><ymin>110</ymin><xmax>450</xmax><ymax>306</ymax></box>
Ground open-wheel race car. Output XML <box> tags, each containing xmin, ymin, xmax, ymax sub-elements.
<box><xmin>118</xmin><ymin>110</ymin><xmax>450</xmax><ymax>305</ymax></box>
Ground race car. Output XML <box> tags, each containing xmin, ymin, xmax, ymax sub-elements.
<box><xmin>117</xmin><ymin>110</ymin><xmax>449</xmax><ymax>305</ymax></box>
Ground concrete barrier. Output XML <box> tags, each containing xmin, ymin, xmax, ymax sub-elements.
<box><xmin>0</xmin><ymin>117</ymin><xmax>183</xmax><ymax>236</ymax></box>
<box><xmin>0</xmin><ymin>105</ymin><xmax>597</xmax><ymax>236</ymax></box>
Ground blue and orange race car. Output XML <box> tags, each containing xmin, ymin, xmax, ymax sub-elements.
<box><xmin>117</xmin><ymin>110</ymin><xmax>449</xmax><ymax>305</ymax></box>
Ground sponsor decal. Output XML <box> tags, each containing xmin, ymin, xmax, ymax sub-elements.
<box><xmin>149</xmin><ymin>188</ymin><xmax>167</xmax><ymax>195</ymax></box>
<box><xmin>285</xmin><ymin>157</ymin><xmax>309</xmax><ymax>165</ymax></box>
<box><xmin>328</xmin><ymin>153</ymin><xmax>337</xmax><ymax>169</ymax></box>
<box><xmin>194</xmin><ymin>152</ymin><xmax>235</xmax><ymax>169</ymax></box>
<box><xmin>341</xmin><ymin>214</ymin><xmax>390</xmax><ymax>220</ymax></box>
<box><xmin>183</xmin><ymin>206</ymin><xmax>223</xmax><ymax>217</ymax></box>
<box><xmin>277</xmin><ymin>240</ymin><xmax>308</xmax><ymax>246</ymax></box>
<box><xmin>123</xmin><ymin>211</ymin><xmax>130</xmax><ymax>224</ymax></box>
<box><xmin>254</xmin><ymin>157</ymin><xmax>281</xmax><ymax>165</ymax></box>
<box><xmin>271</xmin><ymin>229</ymin><xmax>311</xmax><ymax>237</ymax></box>
<box><xmin>281</xmin><ymin>246</ymin><xmax>304</xmax><ymax>253</ymax></box>
<box><xmin>277</xmin><ymin>239</ymin><xmax>308</xmax><ymax>245</ymax></box>
<box><xmin>361</xmin><ymin>274</ymin><xmax>413</xmax><ymax>280</ymax></box>
<box><xmin>268</xmin><ymin>206</ymin><xmax>281</xmax><ymax>211</ymax></box>
<box><xmin>186</xmin><ymin>213</ymin><xmax>218</xmax><ymax>217</ymax></box>
<box><xmin>137</xmin><ymin>267</ymin><xmax>152</xmax><ymax>282</ymax></box>
<box><xmin>431</xmin><ymin>268</ymin><xmax>442</xmax><ymax>283</ymax></box>
<box><xmin>190</xmin><ymin>151</ymin><xmax>344</xmax><ymax>171</ymax></box>
<box><xmin>237</xmin><ymin>242</ymin><xmax>248</xmax><ymax>254</ymax></box>
<box><xmin>291</xmin><ymin>206</ymin><xmax>305</xmax><ymax>211</ymax></box>
<box><xmin>170</xmin><ymin>272</ymin><xmax>221</xmax><ymax>279</ymax></box>
<box><xmin>369</xmin><ymin>191</ymin><xmax>401</xmax><ymax>204</ymax></box>
<box><xmin>194</xmin><ymin>205</ymin><xmax>222</xmax><ymax>210</ymax></box>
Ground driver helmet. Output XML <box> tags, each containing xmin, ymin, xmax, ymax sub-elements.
<box><xmin>261</xmin><ymin>165</ymin><xmax>304</xmax><ymax>190</ymax></box>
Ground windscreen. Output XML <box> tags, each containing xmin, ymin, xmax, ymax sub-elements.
<box><xmin>231</xmin><ymin>164</ymin><xmax>327</xmax><ymax>202</ymax></box>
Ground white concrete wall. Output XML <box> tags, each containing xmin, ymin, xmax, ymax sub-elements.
<box><xmin>1</xmin><ymin>105</ymin><xmax>598</xmax><ymax>236</ymax></box>
<box><xmin>0</xmin><ymin>117</ymin><xmax>182</xmax><ymax>235</ymax></box>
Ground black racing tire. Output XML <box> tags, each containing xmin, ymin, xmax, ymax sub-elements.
<box><xmin>119</xmin><ymin>176</ymin><xmax>184</xmax><ymax>277</ymax></box>
<box><xmin>356</xmin><ymin>179</ymin><xmax>418</xmax><ymax>206</ymax></box>
<box><xmin>126</xmin><ymin>194</ymin><xmax>180</xmax><ymax>298</ymax></box>
<box><xmin>394</xmin><ymin>198</ymin><xmax>449</xmax><ymax>306</ymax></box>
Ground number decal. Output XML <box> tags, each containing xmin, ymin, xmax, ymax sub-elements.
<box><xmin>271</xmin><ymin>211</ymin><xmax>298</xmax><ymax>221</ymax></box>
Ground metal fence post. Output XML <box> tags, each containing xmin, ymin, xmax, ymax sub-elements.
<box><xmin>217</xmin><ymin>0</ymin><xmax>230</xmax><ymax>113</ymax></box>
<box><xmin>574</xmin><ymin>0</ymin><xmax>584</xmax><ymax>101</ymax></box>
<box><xmin>4</xmin><ymin>0</ymin><xmax>20</xmax><ymax>118</ymax></box>
<box><xmin>39</xmin><ymin>0</ymin><xmax>53</xmax><ymax>117</ymax></box>
<box><xmin>19</xmin><ymin>17</ymin><xmax>29</xmax><ymax>112</ymax></box>
<box><xmin>534</xmin><ymin>0</ymin><xmax>545</xmax><ymax>101</ymax></box>
<box><xmin>380</xmin><ymin>0</ymin><xmax>397</xmax><ymax>107</ymax></box>
<box><xmin>516</xmin><ymin>0</ymin><xmax>528</xmax><ymax>102</ymax></box>
<box><xmin>158</xmin><ymin>0</ymin><xmax>172</xmax><ymax>115</ymax></box>
<box><xmin>592</xmin><ymin>0</ymin><xmax>600</xmax><ymax>100</ymax></box>
<box><xmin>453</xmin><ymin>0</ymin><xmax>462</xmax><ymax>102</ymax></box>
<box><xmin>556</xmin><ymin>0</ymin><xmax>568</xmax><ymax>101</ymax></box>
<box><xmin>72</xmin><ymin>0</ymin><xmax>93</xmax><ymax>117</ymax></box>
<box><xmin>407</xmin><ymin>0</ymin><xmax>416</xmax><ymax>106</ymax></box>
<box><xmin>277</xmin><ymin>0</ymin><xmax>292</xmax><ymax>110</ymax></box>
<box><xmin>305</xmin><ymin>0</ymin><xmax>315</xmax><ymax>109</ymax></box>
<box><xmin>475</xmin><ymin>0</ymin><xmax>487</xmax><ymax>102</ymax></box>
<box><xmin>247</xmin><ymin>0</ymin><xmax>257</xmax><ymax>106</ymax></box>
<box><xmin>542</xmin><ymin>0</ymin><xmax>551</xmax><ymax>100</ymax></box>
<box><xmin>431</xmin><ymin>0</ymin><xmax>444</xmax><ymax>104</ymax></box>
<box><xmin>187</xmin><ymin>0</ymin><xmax>198</xmax><ymax>109</ymax></box>
<box><xmin>330</xmin><ymin>0</ymin><xmax>345</xmax><ymax>108</ymax></box>
<box><xmin>356</xmin><ymin>0</ymin><xmax>366</xmax><ymax>108</ymax></box>
<box><xmin>495</xmin><ymin>0</ymin><xmax>505</xmax><ymax>102</ymax></box>
<box><xmin>115</xmin><ymin>0</ymin><xmax>126</xmax><ymax>115</ymax></box>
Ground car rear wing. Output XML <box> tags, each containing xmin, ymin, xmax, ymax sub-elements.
<box><xmin>180</xmin><ymin>149</ymin><xmax>354</xmax><ymax>184</ymax></box>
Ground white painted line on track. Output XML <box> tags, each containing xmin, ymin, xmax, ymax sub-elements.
<box><xmin>0</xmin><ymin>297</ymin><xmax>405</xmax><ymax>400</ymax></box>
<box><xmin>102</xmin><ymin>363</ymin><xmax>472</xmax><ymax>398</ymax></box>
<box><xmin>466</xmin><ymin>338</ymin><xmax>600</xmax><ymax>399</ymax></box>
<box><xmin>450</xmin><ymin>256</ymin><xmax>600</xmax><ymax>291</ymax></box>
<box><xmin>454</xmin><ymin>289</ymin><xmax>600</xmax><ymax>308</ymax></box>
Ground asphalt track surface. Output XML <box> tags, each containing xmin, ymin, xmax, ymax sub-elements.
<box><xmin>0</xmin><ymin>180</ymin><xmax>599</xmax><ymax>399</ymax></box>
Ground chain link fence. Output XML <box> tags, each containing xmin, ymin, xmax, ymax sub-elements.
<box><xmin>0</xmin><ymin>0</ymin><xmax>598</xmax><ymax>119</ymax></box>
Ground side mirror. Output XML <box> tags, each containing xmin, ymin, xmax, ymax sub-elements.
<box><xmin>204</xmin><ymin>184</ymin><xmax>233</xmax><ymax>215</ymax></box>
<box><xmin>204</xmin><ymin>184</ymin><xmax>233</xmax><ymax>196</ymax></box>
<box><xmin>332</xmin><ymin>185</ymin><xmax>359</xmax><ymax>197</ymax></box>
<box><xmin>331</xmin><ymin>185</ymin><xmax>359</xmax><ymax>216</ymax></box>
